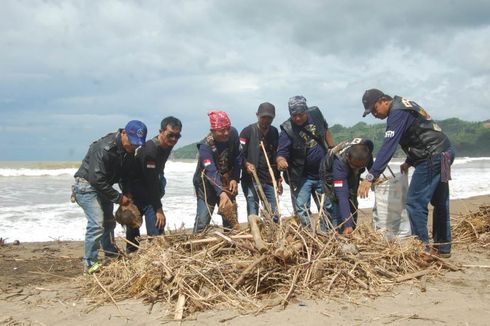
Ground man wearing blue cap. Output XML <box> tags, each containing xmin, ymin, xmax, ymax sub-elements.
<box><xmin>276</xmin><ymin>96</ymin><xmax>335</xmax><ymax>230</ymax></box>
<box><xmin>358</xmin><ymin>89</ymin><xmax>455</xmax><ymax>257</ymax></box>
<box><xmin>73</xmin><ymin>120</ymin><xmax>147</xmax><ymax>273</ymax></box>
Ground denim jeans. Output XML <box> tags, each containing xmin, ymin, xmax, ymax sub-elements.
<box><xmin>406</xmin><ymin>149</ymin><xmax>455</xmax><ymax>253</ymax></box>
<box><xmin>241</xmin><ymin>178</ymin><xmax>277</xmax><ymax>217</ymax></box>
<box><xmin>293</xmin><ymin>177</ymin><xmax>335</xmax><ymax>231</ymax></box>
<box><xmin>193</xmin><ymin>184</ymin><xmax>235</xmax><ymax>233</ymax></box>
<box><xmin>73</xmin><ymin>178</ymin><xmax>118</xmax><ymax>266</ymax></box>
<box><xmin>126</xmin><ymin>204</ymin><xmax>164</xmax><ymax>252</ymax></box>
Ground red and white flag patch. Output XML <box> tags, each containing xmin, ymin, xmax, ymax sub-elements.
<box><xmin>240</xmin><ymin>137</ymin><xmax>247</xmax><ymax>145</ymax></box>
<box><xmin>203</xmin><ymin>159</ymin><xmax>212</xmax><ymax>167</ymax></box>
<box><xmin>146</xmin><ymin>161</ymin><xmax>156</xmax><ymax>169</ymax></box>
<box><xmin>334</xmin><ymin>180</ymin><xmax>343</xmax><ymax>188</ymax></box>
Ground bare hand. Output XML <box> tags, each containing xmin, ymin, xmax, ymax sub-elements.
<box><xmin>277</xmin><ymin>180</ymin><xmax>283</xmax><ymax>195</ymax></box>
<box><xmin>357</xmin><ymin>179</ymin><xmax>372</xmax><ymax>199</ymax></box>
<box><xmin>120</xmin><ymin>195</ymin><xmax>131</xmax><ymax>206</ymax></box>
<box><xmin>246</xmin><ymin>162</ymin><xmax>256</xmax><ymax>174</ymax></box>
<box><xmin>228</xmin><ymin>180</ymin><xmax>238</xmax><ymax>195</ymax></box>
<box><xmin>342</xmin><ymin>226</ymin><xmax>354</xmax><ymax>235</ymax></box>
<box><xmin>155</xmin><ymin>209</ymin><xmax>166</xmax><ymax>230</ymax></box>
<box><xmin>400</xmin><ymin>162</ymin><xmax>411</xmax><ymax>174</ymax></box>
<box><xmin>277</xmin><ymin>157</ymin><xmax>288</xmax><ymax>171</ymax></box>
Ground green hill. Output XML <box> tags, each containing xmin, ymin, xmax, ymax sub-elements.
<box><xmin>171</xmin><ymin>118</ymin><xmax>490</xmax><ymax>159</ymax></box>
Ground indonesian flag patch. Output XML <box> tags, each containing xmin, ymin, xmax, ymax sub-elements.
<box><xmin>334</xmin><ymin>180</ymin><xmax>343</xmax><ymax>188</ymax></box>
<box><xmin>240</xmin><ymin>137</ymin><xmax>247</xmax><ymax>145</ymax></box>
<box><xmin>146</xmin><ymin>161</ymin><xmax>156</xmax><ymax>169</ymax></box>
<box><xmin>203</xmin><ymin>159</ymin><xmax>212</xmax><ymax>167</ymax></box>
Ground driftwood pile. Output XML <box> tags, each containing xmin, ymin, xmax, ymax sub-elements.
<box><xmin>84</xmin><ymin>215</ymin><xmax>456</xmax><ymax>319</ymax></box>
<box><xmin>453</xmin><ymin>204</ymin><xmax>490</xmax><ymax>246</ymax></box>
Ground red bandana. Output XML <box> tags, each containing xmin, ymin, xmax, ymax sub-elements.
<box><xmin>208</xmin><ymin>110</ymin><xmax>231</xmax><ymax>130</ymax></box>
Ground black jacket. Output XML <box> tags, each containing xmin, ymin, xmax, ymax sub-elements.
<box><xmin>74</xmin><ymin>131</ymin><xmax>136</xmax><ymax>203</ymax></box>
<box><xmin>391</xmin><ymin>96</ymin><xmax>451</xmax><ymax>165</ymax></box>
<box><xmin>128</xmin><ymin>136</ymin><xmax>172</xmax><ymax>210</ymax></box>
<box><xmin>279</xmin><ymin>107</ymin><xmax>328</xmax><ymax>187</ymax></box>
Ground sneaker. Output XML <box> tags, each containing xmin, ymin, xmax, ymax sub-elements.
<box><xmin>84</xmin><ymin>261</ymin><xmax>102</xmax><ymax>275</ymax></box>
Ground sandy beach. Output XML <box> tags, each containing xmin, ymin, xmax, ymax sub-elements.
<box><xmin>1</xmin><ymin>195</ymin><xmax>489</xmax><ymax>325</ymax></box>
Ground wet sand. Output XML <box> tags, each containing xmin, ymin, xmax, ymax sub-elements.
<box><xmin>0</xmin><ymin>195</ymin><xmax>489</xmax><ymax>325</ymax></box>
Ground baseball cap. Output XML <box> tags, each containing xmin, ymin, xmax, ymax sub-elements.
<box><xmin>362</xmin><ymin>89</ymin><xmax>391</xmax><ymax>117</ymax></box>
<box><xmin>288</xmin><ymin>95</ymin><xmax>308</xmax><ymax>115</ymax></box>
<box><xmin>125</xmin><ymin>120</ymin><xmax>147</xmax><ymax>146</ymax></box>
<box><xmin>257</xmin><ymin>102</ymin><xmax>275</xmax><ymax>118</ymax></box>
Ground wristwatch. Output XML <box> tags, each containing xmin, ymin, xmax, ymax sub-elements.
<box><xmin>365</xmin><ymin>173</ymin><xmax>375</xmax><ymax>182</ymax></box>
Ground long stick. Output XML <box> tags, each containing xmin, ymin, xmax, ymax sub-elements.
<box><xmin>260</xmin><ymin>141</ymin><xmax>282</xmax><ymax>219</ymax></box>
<box><xmin>250</xmin><ymin>165</ymin><xmax>274</xmax><ymax>217</ymax></box>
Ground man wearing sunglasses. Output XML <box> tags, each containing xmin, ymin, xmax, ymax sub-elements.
<box><xmin>358</xmin><ymin>89</ymin><xmax>454</xmax><ymax>257</ymax></box>
<box><xmin>125</xmin><ymin>116</ymin><xmax>182</xmax><ymax>253</ymax></box>
<box><xmin>320</xmin><ymin>138</ymin><xmax>373</xmax><ymax>235</ymax></box>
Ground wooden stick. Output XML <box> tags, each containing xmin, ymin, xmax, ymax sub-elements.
<box><xmin>260</xmin><ymin>141</ymin><xmax>282</xmax><ymax>220</ymax></box>
<box><xmin>232</xmin><ymin>255</ymin><xmax>267</xmax><ymax>288</ymax></box>
<box><xmin>250</xmin><ymin>166</ymin><xmax>274</xmax><ymax>217</ymax></box>
<box><xmin>282</xmin><ymin>269</ymin><xmax>299</xmax><ymax>309</ymax></box>
<box><xmin>93</xmin><ymin>274</ymin><xmax>126</xmax><ymax>318</ymax></box>
<box><xmin>248</xmin><ymin>214</ymin><xmax>268</xmax><ymax>253</ymax></box>
<box><xmin>462</xmin><ymin>264</ymin><xmax>490</xmax><ymax>269</ymax></box>
<box><xmin>395</xmin><ymin>269</ymin><xmax>433</xmax><ymax>283</ymax></box>
<box><xmin>174</xmin><ymin>293</ymin><xmax>186</xmax><ymax>320</ymax></box>
<box><xmin>183</xmin><ymin>234</ymin><xmax>253</xmax><ymax>246</ymax></box>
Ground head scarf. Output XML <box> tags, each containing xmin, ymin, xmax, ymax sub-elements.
<box><xmin>208</xmin><ymin>110</ymin><xmax>231</xmax><ymax>130</ymax></box>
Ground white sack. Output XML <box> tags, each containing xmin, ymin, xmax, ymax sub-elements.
<box><xmin>372</xmin><ymin>172</ymin><xmax>412</xmax><ymax>238</ymax></box>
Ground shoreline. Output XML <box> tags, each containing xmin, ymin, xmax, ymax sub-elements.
<box><xmin>3</xmin><ymin>194</ymin><xmax>489</xmax><ymax>246</ymax></box>
<box><xmin>0</xmin><ymin>194</ymin><xmax>489</xmax><ymax>325</ymax></box>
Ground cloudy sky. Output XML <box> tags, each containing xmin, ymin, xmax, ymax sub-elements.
<box><xmin>1</xmin><ymin>0</ymin><xmax>489</xmax><ymax>160</ymax></box>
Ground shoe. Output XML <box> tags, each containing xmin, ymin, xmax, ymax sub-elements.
<box><xmin>437</xmin><ymin>252</ymin><xmax>451</xmax><ymax>258</ymax></box>
<box><xmin>84</xmin><ymin>261</ymin><xmax>102</xmax><ymax>275</ymax></box>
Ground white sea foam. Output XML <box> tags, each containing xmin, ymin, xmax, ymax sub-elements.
<box><xmin>0</xmin><ymin>158</ymin><xmax>489</xmax><ymax>242</ymax></box>
<box><xmin>0</xmin><ymin>168</ymin><xmax>78</xmax><ymax>177</ymax></box>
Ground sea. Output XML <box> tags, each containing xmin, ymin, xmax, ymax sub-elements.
<box><xmin>0</xmin><ymin>158</ymin><xmax>489</xmax><ymax>242</ymax></box>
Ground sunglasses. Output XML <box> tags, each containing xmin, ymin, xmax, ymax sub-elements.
<box><xmin>166</xmin><ymin>132</ymin><xmax>182</xmax><ymax>140</ymax></box>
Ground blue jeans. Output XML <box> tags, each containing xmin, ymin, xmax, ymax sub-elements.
<box><xmin>293</xmin><ymin>177</ymin><xmax>335</xmax><ymax>231</ymax></box>
<box><xmin>73</xmin><ymin>178</ymin><xmax>118</xmax><ymax>266</ymax></box>
<box><xmin>241</xmin><ymin>178</ymin><xmax>277</xmax><ymax>217</ymax></box>
<box><xmin>406</xmin><ymin>149</ymin><xmax>455</xmax><ymax>253</ymax></box>
<box><xmin>126</xmin><ymin>204</ymin><xmax>164</xmax><ymax>252</ymax></box>
<box><xmin>193</xmin><ymin>184</ymin><xmax>236</xmax><ymax>233</ymax></box>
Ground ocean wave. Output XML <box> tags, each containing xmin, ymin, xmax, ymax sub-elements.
<box><xmin>0</xmin><ymin>168</ymin><xmax>77</xmax><ymax>177</ymax></box>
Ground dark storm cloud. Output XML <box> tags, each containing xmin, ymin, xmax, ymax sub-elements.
<box><xmin>0</xmin><ymin>0</ymin><xmax>489</xmax><ymax>160</ymax></box>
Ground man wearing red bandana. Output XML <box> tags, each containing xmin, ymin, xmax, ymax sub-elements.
<box><xmin>192</xmin><ymin>110</ymin><xmax>242</xmax><ymax>233</ymax></box>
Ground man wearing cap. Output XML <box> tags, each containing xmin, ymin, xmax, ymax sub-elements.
<box><xmin>276</xmin><ymin>96</ymin><xmax>335</xmax><ymax>230</ymax></box>
<box><xmin>240</xmin><ymin>102</ymin><xmax>282</xmax><ymax>219</ymax></box>
<box><xmin>73</xmin><ymin>120</ymin><xmax>147</xmax><ymax>273</ymax></box>
<box><xmin>125</xmin><ymin>116</ymin><xmax>182</xmax><ymax>253</ymax></box>
<box><xmin>358</xmin><ymin>89</ymin><xmax>455</xmax><ymax>257</ymax></box>
<box><xmin>193</xmin><ymin>111</ymin><xmax>242</xmax><ymax>233</ymax></box>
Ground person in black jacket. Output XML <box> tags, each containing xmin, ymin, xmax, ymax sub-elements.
<box><xmin>240</xmin><ymin>102</ymin><xmax>282</xmax><ymax>219</ymax></box>
<box><xmin>125</xmin><ymin>117</ymin><xmax>182</xmax><ymax>252</ymax></box>
<box><xmin>276</xmin><ymin>96</ymin><xmax>335</xmax><ymax>230</ymax></box>
<box><xmin>73</xmin><ymin>120</ymin><xmax>147</xmax><ymax>273</ymax></box>
<box><xmin>320</xmin><ymin>138</ymin><xmax>373</xmax><ymax>235</ymax></box>
<box><xmin>358</xmin><ymin>89</ymin><xmax>455</xmax><ymax>257</ymax></box>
